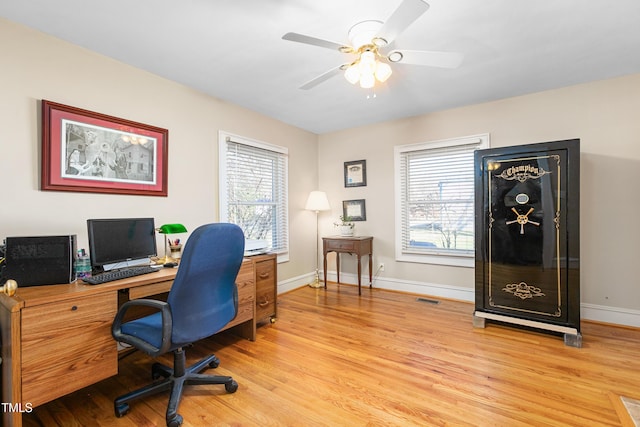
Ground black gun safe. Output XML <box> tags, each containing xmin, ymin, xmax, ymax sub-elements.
<box><xmin>473</xmin><ymin>139</ymin><xmax>581</xmax><ymax>347</ymax></box>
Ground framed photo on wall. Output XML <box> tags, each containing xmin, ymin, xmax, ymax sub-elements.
<box><xmin>344</xmin><ymin>159</ymin><xmax>367</xmax><ymax>187</ymax></box>
<box><xmin>343</xmin><ymin>199</ymin><xmax>366</xmax><ymax>221</ymax></box>
<box><xmin>41</xmin><ymin>100</ymin><xmax>169</xmax><ymax>196</ymax></box>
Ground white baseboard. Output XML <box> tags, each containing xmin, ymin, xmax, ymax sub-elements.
<box><xmin>277</xmin><ymin>272</ymin><xmax>317</xmax><ymax>294</ymax></box>
<box><xmin>322</xmin><ymin>270</ymin><xmax>475</xmax><ymax>301</ymax></box>
<box><xmin>581</xmin><ymin>303</ymin><xmax>640</xmax><ymax>328</ymax></box>
<box><xmin>312</xmin><ymin>270</ymin><xmax>640</xmax><ymax>329</ymax></box>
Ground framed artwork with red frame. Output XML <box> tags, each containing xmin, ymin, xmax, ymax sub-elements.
<box><xmin>41</xmin><ymin>100</ymin><xmax>168</xmax><ymax>196</ymax></box>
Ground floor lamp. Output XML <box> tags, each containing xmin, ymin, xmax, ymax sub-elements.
<box><xmin>305</xmin><ymin>191</ymin><xmax>331</xmax><ymax>288</ymax></box>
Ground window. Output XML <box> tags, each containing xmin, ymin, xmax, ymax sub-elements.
<box><xmin>219</xmin><ymin>132</ymin><xmax>289</xmax><ymax>261</ymax></box>
<box><xmin>394</xmin><ymin>134</ymin><xmax>489</xmax><ymax>267</ymax></box>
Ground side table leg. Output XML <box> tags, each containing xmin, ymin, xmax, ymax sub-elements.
<box><xmin>357</xmin><ymin>255</ymin><xmax>362</xmax><ymax>295</ymax></box>
<box><xmin>336</xmin><ymin>253</ymin><xmax>341</xmax><ymax>284</ymax></box>
<box><xmin>323</xmin><ymin>252</ymin><xmax>328</xmax><ymax>289</ymax></box>
<box><xmin>368</xmin><ymin>253</ymin><xmax>373</xmax><ymax>288</ymax></box>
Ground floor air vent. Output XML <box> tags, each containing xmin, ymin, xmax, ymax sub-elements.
<box><xmin>416</xmin><ymin>297</ymin><xmax>440</xmax><ymax>305</ymax></box>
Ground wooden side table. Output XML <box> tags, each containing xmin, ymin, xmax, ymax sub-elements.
<box><xmin>322</xmin><ymin>236</ymin><xmax>373</xmax><ymax>295</ymax></box>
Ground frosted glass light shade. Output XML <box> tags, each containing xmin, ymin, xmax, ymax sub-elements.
<box><xmin>359</xmin><ymin>73</ymin><xmax>375</xmax><ymax>88</ymax></box>
<box><xmin>375</xmin><ymin>61</ymin><xmax>392</xmax><ymax>82</ymax></box>
<box><xmin>344</xmin><ymin>64</ymin><xmax>360</xmax><ymax>84</ymax></box>
<box><xmin>305</xmin><ymin>191</ymin><xmax>330</xmax><ymax>211</ymax></box>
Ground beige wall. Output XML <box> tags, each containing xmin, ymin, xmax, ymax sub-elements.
<box><xmin>0</xmin><ymin>18</ymin><xmax>319</xmax><ymax>285</ymax></box>
<box><xmin>319</xmin><ymin>73</ymin><xmax>640</xmax><ymax>319</ymax></box>
<box><xmin>3</xmin><ymin>17</ymin><xmax>640</xmax><ymax>324</ymax></box>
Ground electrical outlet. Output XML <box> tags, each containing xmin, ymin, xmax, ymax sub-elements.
<box><xmin>378</xmin><ymin>262</ymin><xmax>385</xmax><ymax>272</ymax></box>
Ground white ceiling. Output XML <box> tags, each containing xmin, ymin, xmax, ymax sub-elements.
<box><xmin>2</xmin><ymin>0</ymin><xmax>640</xmax><ymax>134</ymax></box>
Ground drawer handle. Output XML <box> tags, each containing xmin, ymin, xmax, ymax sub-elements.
<box><xmin>258</xmin><ymin>298</ymin><xmax>269</xmax><ymax>307</ymax></box>
<box><xmin>71</xmin><ymin>305</ymin><xmax>78</xmax><ymax>311</ymax></box>
<box><xmin>258</xmin><ymin>272</ymin><xmax>270</xmax><ymax>279</ymax></box>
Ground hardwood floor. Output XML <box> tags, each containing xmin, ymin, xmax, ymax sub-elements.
<box><xmin>24</xmin><ymin>284</ymin><xmax>640</xmax><ymax>426</ymax></box>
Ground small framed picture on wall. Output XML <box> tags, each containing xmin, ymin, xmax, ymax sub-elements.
<box><xmin>344</xmin><ymin>159</ymin><xmax>366</xmax><ymax>187</ymax></box>
<box><xmin>343</xmin><ymin>199</ymin><xmax>366</xmax><ymax>221</ymax></box>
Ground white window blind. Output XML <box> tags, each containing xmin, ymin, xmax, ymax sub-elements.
<box><xmin>395</xmin><ymin>134</ymin><xmax>489</xmax><ymax>266</ymax></box>
<box><xmin>219</xmin><ymin>132</ymin><xmax>289</xmax><ymax>259</ymax></box>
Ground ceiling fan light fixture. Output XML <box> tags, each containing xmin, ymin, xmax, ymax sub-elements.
<box><xmin>358</xmin><ymin>50</ymin><xmax>377</xmax><ymax>74</ymax></box>
<box><xmin>283</xmin><ymin>2</ymin><xmax>462</xmax><ymax>91</ymax></box>
<box><xmin>375</xmin><ymin>61</ymin><xmax>392</xmax><ymax>82</ymax></box>
<box><xmin>344</xmin><ymin>64</ymin><xmax>360</xmax><ymax>84</ymax></box>
<box><xmin>359</xmin><ymin>73</ymin><xmax>375</xmax><ymax>89</ymax></box>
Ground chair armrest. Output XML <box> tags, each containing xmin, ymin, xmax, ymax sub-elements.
<box><xmin>112</xmin><ymin>299</ymin><xmax>173</xmax><ymax>356</ymax></box>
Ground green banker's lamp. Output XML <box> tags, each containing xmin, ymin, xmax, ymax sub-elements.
<box><xmin>156</xmin><ymin>223</ymin><xmax>187</xmax><ymax>265</ymax></box>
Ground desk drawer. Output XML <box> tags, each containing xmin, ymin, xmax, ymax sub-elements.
<box><xmin>21</xmin><ymin>293</ymin><xmax>118</xmax><ymax>407</ymax></box>
<box><xmin>255</xmin><ymin>258</ymin><xmax>276</xmax><ymax>321</ymax></box>
<box><xmin>327</xmin><ymin>240</ymin><xmax>356</xmax><ymax>251</ymax></box>
<box><xmin>222</xmin><ymin>263</ymin><xmax>254</xmax><ymax>330</ymax></box>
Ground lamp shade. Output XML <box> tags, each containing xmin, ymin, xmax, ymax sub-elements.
<box><xmin>158</xmin><ymin>223</ymin><xmax>187</xmax><ymax>234</ymax></box>
<box><xmin>305</xmin><ymin>191</ymin><xmax>330</xmax><ymax>212</ymax></box>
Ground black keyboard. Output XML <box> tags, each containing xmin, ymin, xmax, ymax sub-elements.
<box><xmin>82</xmin><ymin>265</ymin><xmax>159</xmax><ymax>285</ymax></box>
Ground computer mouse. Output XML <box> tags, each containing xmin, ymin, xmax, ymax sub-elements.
<box><xmin>163</xmin><ymin>262</ymin><xmax>177</xmax><ymax>268</ymax></box>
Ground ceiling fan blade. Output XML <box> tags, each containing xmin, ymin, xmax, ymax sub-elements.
<box><xmin>282</xmin><ymin>32</ymin><xmax>350</xmax><ymax>52</ymax></box>
<box><xmin>299</xmin><ymin>65</ymin><xmax>346</xmax><ymax>90</ymax></box>
<box><xmin>375</xmin><ymin>0</ymin><xmax>430</xmax><ymax>45</ymax></box>
<box><xmin>390</xmin><ymin>50</ymin><xmax>464</xmax><ymax>68</ymax></box>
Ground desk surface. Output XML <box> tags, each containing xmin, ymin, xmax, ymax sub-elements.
<box><xmin>1</xmin><ymin>267</ymin><xmax>178</xmax><ymax>310</ymax></box>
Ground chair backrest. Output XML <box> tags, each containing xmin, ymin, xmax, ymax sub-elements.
<box><xmin>167</xmin><ymin>223</ymin><xmax>245</xmax><ymax>346</ymax></box>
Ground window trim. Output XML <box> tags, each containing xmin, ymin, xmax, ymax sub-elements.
<box><xmin>394</xmin><ymin>133</ymin><xmax>490</xmax><ymax>268</ymax></box>
<box><xmin>218</xmin><ymin>131</ymin><xmax>289</xmax><ymax>263</ymax></box>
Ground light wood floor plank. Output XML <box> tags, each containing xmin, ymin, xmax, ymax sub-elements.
<box><xmin>24</xmin><ymin>284</ymin><xmax>640</xmax><ymax>426</ymax></box>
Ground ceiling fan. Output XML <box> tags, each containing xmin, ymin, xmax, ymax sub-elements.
<box><xmin>282</xmin><ymin>0</ymin><xmax>463</xmax><ymax>90</ymax></box>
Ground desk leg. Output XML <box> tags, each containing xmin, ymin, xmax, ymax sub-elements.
<box><xmin>357</xmin><ymin>254</ymin><xmax>362</xmax><ymax>295</ymax></box>
<box><xmin>336</xmin><ymin>253</ymin><xmax>341</xmax><ymax>284</ymax></box>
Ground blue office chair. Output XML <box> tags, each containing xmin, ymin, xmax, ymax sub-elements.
<box><xmin>111</xmin><ymin>223</ymin><xmax>245</xmax><ymax>427</ymax></box>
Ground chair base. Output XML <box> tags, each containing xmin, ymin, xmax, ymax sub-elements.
<box><xmin>114</xmin><ymin>348</ymin><xmax>238</xmax><ymax>427</ymax></box>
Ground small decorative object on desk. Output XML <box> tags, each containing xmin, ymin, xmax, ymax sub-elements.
<box><xmin>169</xmin><ymin>240</ymin><xmax>183</xmax><ymax>260</ymax></box>
<box><xmin>334</xmin><ymin>215</ymin><xmax>355</xmax><ymax>236</ymax></box>
<box><xmin>75</xmin><ymin>249</ymin><xmax>92</xmax><ymax>279</ymax></box>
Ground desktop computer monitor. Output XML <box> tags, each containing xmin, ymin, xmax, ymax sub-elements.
<box><xmin>87</xmin><ymin>218</ymin><xmax>157</xmax><ymax>271</ymax></box>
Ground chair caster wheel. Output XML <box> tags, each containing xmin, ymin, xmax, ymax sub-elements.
<box><xmin>208</xmin><ymin>356</ymin><xmax>220</xmax><ymax>369</ymax></box>
<box><xmin>166</xmin><ymin>414</ymin><xmax>183</xmax><ymax>427</ymax></box>
<box><xmin>225</xmin><ymin>380</ymin><xmax>238</xmax><ymax>393</ymax></box>
<box><xmin>114</xmin><ymin>402</ymin><xmax>130</xmax><ymax>417</ymax></box>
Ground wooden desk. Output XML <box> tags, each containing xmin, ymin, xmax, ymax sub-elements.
<box><xmin>322</xmin><ymin>236</ymin><xmax>373</xmax><ymax>295</ymax></box>
<box><xmin>0</xmin><ymin>257</ymin><xmax>264</xmax><ymax>427</ymax></box>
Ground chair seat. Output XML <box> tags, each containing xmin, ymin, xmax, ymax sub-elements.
<box><xmin>121</xmin><ymin>312</ymin><xmax>164</xmax><ymax>350</ymax></box>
